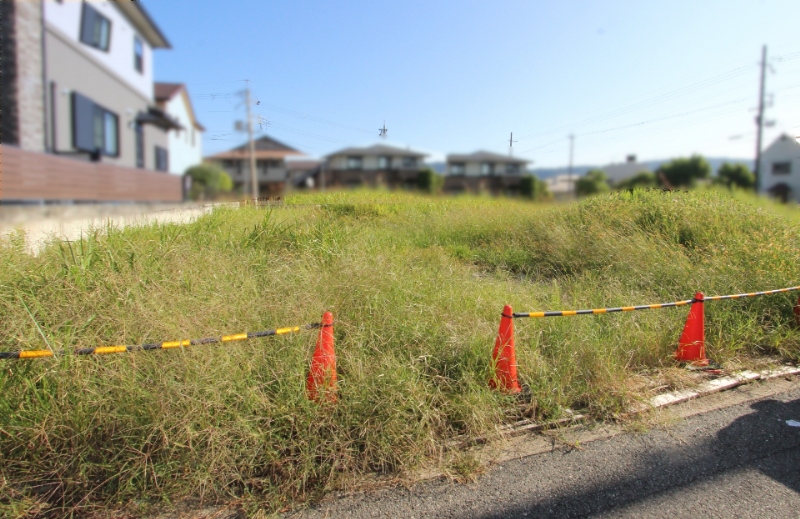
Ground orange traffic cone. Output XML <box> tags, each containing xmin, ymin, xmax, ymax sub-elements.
<box><xmin>307</xmin><ymin>312</ymin><xmax>337</xmax><ymax>401</ymax></box>
<box><xmin>489</xmin><ymin>305</ymin><xmax>521</xmax><ymax>393</ymax></box>
<box><xmin>674</xmin><ymin>292</ymin><xmax>709</xmax><ymax>366</ymax></box>
<box><xmin>793</xmin><ymin>296</ymin><xmax>800</xmax><ymax>327</ymax></box>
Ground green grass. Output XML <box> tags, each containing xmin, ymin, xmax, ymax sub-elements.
<box><xmin>1</xmin><ymin>189</ymin><xmax>799</xmax><ymax>517</ymax></box>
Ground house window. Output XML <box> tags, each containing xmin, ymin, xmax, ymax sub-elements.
<box><xmin>155</xmin><ymin>146</ymin><xmax>169</xmax><ymax>172</ymax></box>
<box><xmin>80</xmin><ymin>3</ymin><xmax>111</xmax><ymax>51</ymax></box>
<box><xmin>192</xmin><ymin>128</ymin><xmax>195</xmax><ymax>146</ymax></box>
<box><xmin>450</xmin><ymin>163</ymin><xmax>466</xmax><ymax>175</ymax></box>
<box><xmin>135</xmin><ymin>123</ymin><xmax>144</xmax><ymax>168</ymax></box>
<box><xmin>402</xmin><ymin>156</ymin><xmax>417</xmax><ymax>169</ymax></box>
<box><xmin>378</xmin><ymin>156</ymin><xmax>389</xmax><ymax>169</ymax></box>
<box><xmin>505</xmin><ymin>163</ymin><xmax>520</xmax><ymax>174</ymax></box>
<box><xmin>72</xmin><ymin>92</ymin><xmax>118</xmax><ymax>156</ymax></box>
<box><xmin>134</xmin><ymin>37</ymin><xmax>143</xmax><ymax>73</ymax></box>
<box><xmin>772</xmin><ymin>162</ymin><xmax>791</xmax><ymax>175</ymax></box>
<box><xmin>480</xmin><ymin>162</ymin><xmax>494</xmax><ymax>175</ymax></box>
<box><xmin>347</xmin><ymin>156</ymin><xmax>362</xmax><ymax>170</ymax></box>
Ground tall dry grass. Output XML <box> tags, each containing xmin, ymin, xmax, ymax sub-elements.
<box><xmin>1</xmin><ymin>189</ymin><xmax>798</xmax><ymax>516</ymax></box>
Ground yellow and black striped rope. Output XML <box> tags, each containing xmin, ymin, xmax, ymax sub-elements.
<box><xmin>703</xmin><ymin>285</ymin><xmax>800</xmax><ymax>301</ymax></box>
<box><xmin>513</xmin><ymin>285</ymin><xmax>800</xmax><ymax>318</ymax></box>
<box><xmin>0</xmin><ymin>322</ymin><xmax>321</xmax><ymax>360</ymax></box>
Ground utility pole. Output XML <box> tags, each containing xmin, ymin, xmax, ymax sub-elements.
<box><xmin>508</xmin><ymin>132</ymin><xmax>517</xmax><ymax>156</ymax></box>
<box><xmin>245</xmin><ymin>80</ymin><xmax>259</xmax><ymax>199</ymax></box>
<box><xmin>754</xmin><ymin>45</ymin><xmax>767</xmax><ymax>194</ymax></box>
<box><xmin>568</xmin><ymin>133</ymin><xmax>575</xmax><ymax>198</ymax></box>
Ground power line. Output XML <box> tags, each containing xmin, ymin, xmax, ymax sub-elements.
<box><xmin>518</xmin><ymin>93</ymin><xmax>753</xmax><ymax>155</ymax></box>
<box><xmin>529</xmin><ymin>105</ymin><xmax>750</xmax><ymax>158</ymax></box>
<box><xmin>516</xmin><ymin>52</ymin><xmax>800</xmax><ymax>152</ymax></box>
<box><xmin>256</xmin><ymin>102</ymin><xmax>374</xmax><ymax>134</ymax></box>
<box><xmin>258</xmin><ymin>120</ymin><xmax>350</xmax><ymax>145</ymax></box>
<box><xmin>515</xmin><ymin>65</ymin><xmax>755</xmax><ymax>143</ymax></box>
<box><xmin>188</xmin><ymin>79</ymin><xmax>249</xmax><ymax>86</ymax></box>
<box><xmin>577</xmin><ymin>96</ymin><xmax>751</xmax><ymax>137</ymax></box>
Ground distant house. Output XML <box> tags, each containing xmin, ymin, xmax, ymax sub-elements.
<box><xmin>322</xmin><ymin>144</ymin><xmax>428</xmax><ymax>189</ymax></box>
<box><xmin>443</xmin><ymin>151</ymin><xmax>529</xmax><ymax>194</ymax></box>
<box><xmin>545</xmin><ymin>174</ymin><xmax>581</xmax><ymax>200</ymax></box>
<box><xmin>207</xmin><ymin>135</ymin><xmax>305</xmax><ymax>195</ymax></box>
<box><xmin>759</xmin><ymin>134</ymin><xmax>800</xmax><ymax>203</ymax></box>
<box><xmin>0</xmin><ymin>0</ymin><xmax>183</xmax><ymax>202</ymax></box>
<box><xmin>286</xmin><ymin>157</ymin><xmax>322</xmax><ymax>189</ymax></box>
<box><xmin>602</xmin><ymin>155</ymin><xmax>651</xmax><ymax>184</ymax></box>
<box><xmin>154</xmin><ymin>83</ymin><xmax>205</xmax><ymax>175</ymax></box>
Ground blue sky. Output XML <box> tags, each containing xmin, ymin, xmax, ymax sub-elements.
<box><xmin>146</xmin><ymin>0</ymin><xmax>800</xmax><ymax>167</ymax></box>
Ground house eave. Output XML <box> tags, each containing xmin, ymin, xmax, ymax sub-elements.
<box><xmin>114</xmin><ymin>1</ymin><xmax>171</xmax><ymax>49</ymax></box>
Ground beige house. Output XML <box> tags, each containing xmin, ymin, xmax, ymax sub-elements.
<box><xmin>1</xmin><ymin>0</ymin><xmax>183</xmax><ymax>202</ymax></box>
<box><xmin>4</xmin><ymin>0</ymin><xmax>178</xmax><ymax>168</ymax></box>
<box><xmin>443</xmin><ymin>151</ymin><xmax>529</xmax><ymax>194</ymax></box>
<box><xmin>207</xmin><ymin>135</ymin><xmax>305</xmax><ymax>195</ymax></box>
<box><xmin>323</xmin><ymin>144</ymin><xmax>428</xmax><ymax>189</ymax></box>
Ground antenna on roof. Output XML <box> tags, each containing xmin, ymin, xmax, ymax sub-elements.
<box><xmin>379</xmin><ymin>120</ymin><xmax>388</xmax><ymax>138</ymax></box>
<box><xmin>508</xmin><ymin>132</ymin><xmax>517</xmax><ymax>156</ymax></box>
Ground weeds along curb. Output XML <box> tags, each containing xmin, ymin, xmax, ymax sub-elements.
<box><xmin>493</xmin><ymin>365</ymin><xmax>800</xmax><ymax>440</ymax></box>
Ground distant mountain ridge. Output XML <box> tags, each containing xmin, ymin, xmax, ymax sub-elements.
<box><xmin>426</xmin><ymin>158</ymin><xmax>753</xmax><ymax>179</ymax></box>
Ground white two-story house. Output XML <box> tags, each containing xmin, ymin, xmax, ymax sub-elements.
<box><xmin>759</xmin><ymin>134</ymin><xmax>800</xmax><ymax>203</ymax></box>
<box><xmin>155</xmin><ymin>82</ymin><xmax>205</xmax><ymax>175</ymax></box>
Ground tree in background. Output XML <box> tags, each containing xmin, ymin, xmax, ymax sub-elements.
<box><xmin>656</xmin><ymin>155</ymin><xmax>711</xmax><ymax>188</ymax></box>
<box><xmin>520</xmin><ymin>174</ymin><xmax>551</xmax><ymax>201</ymax></box>
<box><xmin>575</xmin><ymin>169</ymin><xmax>610</xmax><ymax>197</ymax></box>
<box><xmin>713</xmin><ymin>162</ymin><xmax>755</xmax><ymax>190</ymax></box>
<box><xmin>615</xmin><ymin>171</ymin><xmax>657</xmax><ymax>191</ymax></box>
<box><xmin>416</xmin><ymin>168</ymin><xmax>444</xmax><ymax>194</ymax></box>
<box><xmin>185</xmin><ymin>163</ymin><xmax>234</xmax><ymax>201</ymax></box>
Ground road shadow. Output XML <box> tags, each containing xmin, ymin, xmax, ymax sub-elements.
<box><xmin>480</xmin><ymin>396</ymin><xmax>800</xmax><ymax>518</ymax></box>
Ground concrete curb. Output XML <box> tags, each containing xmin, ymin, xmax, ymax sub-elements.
<box><xmin>497</xmin><ymin>365</ymin><xmax>800</xmax><ymax>438</ymax></box>
<box><xmin>640</xmin><ymin>365</ymin><xmax>800</xmax><ymax>409</ymax></box>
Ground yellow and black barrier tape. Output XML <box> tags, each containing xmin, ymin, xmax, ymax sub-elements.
<box><xmin>703</xmin><ymin>285</ymin><xmax>800</xmax><ymax>301</ymax></box>
<box><xmin>0</xmin><ymin>322</ymin><xmax>321</xmax><ymax>360</ymax></box>
<box><xmin>513</xmin><ymin>285</ymin><xmax>800</xmax><ymax>318</ymax></box>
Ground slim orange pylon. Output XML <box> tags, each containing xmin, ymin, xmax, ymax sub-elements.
<box><xmin>307</xmin><ymin>312</ymin><xmax>336</xmax><ymax>401</ymax></box>
<box><xmin>674</xmin><ymin>292</ymin><xmax>709</xmax><ymax>366</ymax></box>
<box><xmin>490</xmin><ymin>305</ymin><xmax>521</xmax><ymax>393</ymax></box>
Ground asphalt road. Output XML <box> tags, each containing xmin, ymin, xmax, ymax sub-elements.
<box><xmin>291</xmin><ymin>382</ymin><xmax>800</xmax><ymax>519</ymax></box>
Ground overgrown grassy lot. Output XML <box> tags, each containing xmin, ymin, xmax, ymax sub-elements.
<box><xmin>1</xmin><ymin>189</ymin><xmax>799</xmax><ymax>516</ymax></box>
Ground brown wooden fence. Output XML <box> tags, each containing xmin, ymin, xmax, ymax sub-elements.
<box><xmin>0</xmin><ymin>145</ymin><xmax>182</xmax><ymax>203</ymax></box>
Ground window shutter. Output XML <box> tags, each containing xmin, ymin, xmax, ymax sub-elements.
<box><xmin>80</xmin><ymin>4</ymin><xmax>97</xmax><ymax>46</ymax></box>
<box><xmin>72</xmin><ymin>92</ymin><xmax>97</xmax><ymax>152</ymax></box>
